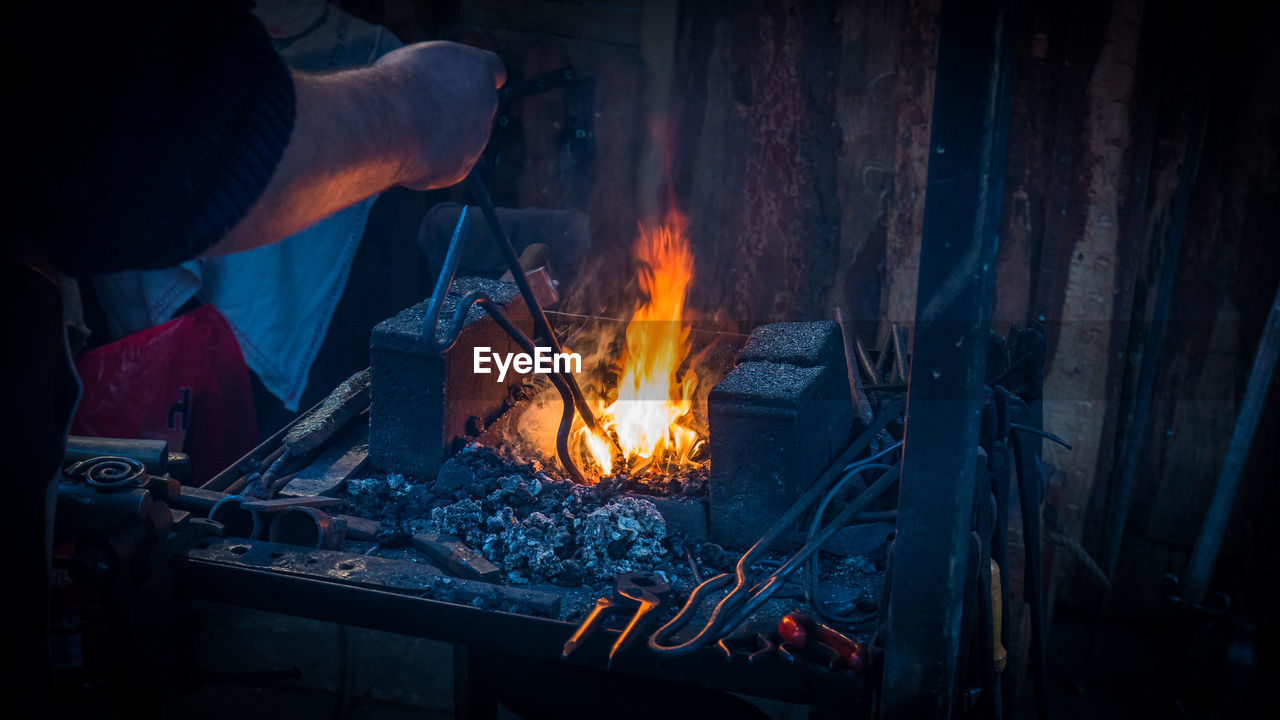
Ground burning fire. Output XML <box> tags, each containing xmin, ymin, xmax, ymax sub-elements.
<box><xmin>578</xmin><ymin>211</ymin><xmax>702</xmax><ymax>476</ymax></box>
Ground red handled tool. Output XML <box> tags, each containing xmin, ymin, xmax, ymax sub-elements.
<box><xmin>778</xmin><ymin>611</ymin><xmax>866</xmax><ymax>673</ymax></box>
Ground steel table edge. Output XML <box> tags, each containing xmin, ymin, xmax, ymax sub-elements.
<box><xmin>171</xmin><ymin>553</ymin><xmax>866</xmax><ymax>708</ymax></box>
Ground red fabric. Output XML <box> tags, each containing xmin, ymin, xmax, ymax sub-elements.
<box><xmin>71</xmin><ymin>305</ymin><xmax>258</xmax><ymax>484</ymax></box>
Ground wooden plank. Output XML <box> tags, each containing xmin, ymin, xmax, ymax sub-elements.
<box><xmin>879</xmin><ymin>0</ymin><xmax>940</xmax><ymax>334</ymax></box>
<box><xmin>670</xmin><ymin>0</ymin><xmax>842</xmax><ymax>326</ymax></box>
<box><xmin>1039</xmin><ymin>0</ymin><xmax>1146</xmax><ymax>546</ymax></box>
<box><xmin>830</xmin><ymin>0</ymin><xmax>904</xmax><ymax>339</ymax></box>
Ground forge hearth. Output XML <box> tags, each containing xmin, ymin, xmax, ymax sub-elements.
<box><xmin>366</xmin><ymin>283</ymin><xmax>857</xmax><ymax>554</ymax></box>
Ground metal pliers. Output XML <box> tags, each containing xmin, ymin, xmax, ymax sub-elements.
<box><xmin>562</xmin><ymin>572</ymin><xmax>671</xmax><ymax>667</ymax></box>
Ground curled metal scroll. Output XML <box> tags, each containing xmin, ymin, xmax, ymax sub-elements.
<box><xmin>65</xmin><ymin>455</ymin><xmax>147</xmax><ymax>490</ymax></box>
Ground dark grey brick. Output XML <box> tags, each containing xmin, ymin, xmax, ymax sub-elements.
<box><xmin>709</xmin><ymin>360</ymin><xmax>853</xmax><ymax>548</ymax></box>
<box><xmin>369</xmin><ymin>278</ymin><xmax>533</xmax><ymax>477</ymax></box>
<box><xmin>737</xmin><ymin>321</ymin><xmax>854</xmax><ymax>455</ymax></box>
<box><xmin>737</xmin><ymin>321</ymin><xmax>845</xmax><ymax>369</ymax></box>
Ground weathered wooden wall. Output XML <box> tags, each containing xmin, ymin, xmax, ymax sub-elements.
<box><xmin>1099</xmin><ymin>0</ymin><xmax>1280</xmax><ymax>617</ymax></box>
<box><xmin>668</xmin><ymin>0</ymin><xmax>843</xmax><ymax>325</ymax></box>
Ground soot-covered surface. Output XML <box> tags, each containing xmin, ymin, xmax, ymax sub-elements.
<box><xmin>340</xmin><ymin>443</ymin><xmax>885</xmax><ymax>627</ymax></box>
<box><xmin>345</xmin><ymin>444</ymin><xmax>686</xmax><ymax>587</ymax></box>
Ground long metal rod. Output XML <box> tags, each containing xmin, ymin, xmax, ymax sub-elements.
<box><xmin>836</xmin><ymin>307</ymin><xmax>876</xmax><ymax>426</ymax></box>
<box><xmin>464</xmin><ymin>172</ymin><xmax>612</xmax><ymax>447</ymax></box>
<box><xmin>1010</xmin><ymin>400</ymin><xmax>1049</xmax><ymax>719</ymax></box>
<box><xmin>880</xmin><ymin>0</ymin><xmax>1016</xmax><ymax>714</ymax></box>
<box><xmin>415</xmin><ymin>204</ymin><xmax>586</xmax><ymax>483</ymax></box>
<box><xmin>1182</xmin><ymin>282</ymin><xmax>1280</xmax><ymax>604</ymax></box>
<box><xmin>648</xmin><ymin>400</ymin><xmax>906</xmax><ymax>657</ymax></box>
<box><xmin>419</xmin><ymin>207</ymin><xmax>475</xmax><ymax>351</ymax></box>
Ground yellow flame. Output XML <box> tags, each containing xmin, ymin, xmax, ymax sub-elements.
<box><xmin>578</xmin><ymin>212</ymin><xmax>702</xmax><ymax>476</ymax></box>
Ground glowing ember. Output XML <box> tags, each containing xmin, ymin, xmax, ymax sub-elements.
<box><xmin>578</xmin><ymin>210</ymin><xmax>702</xmax><ymax>475</ymax></box>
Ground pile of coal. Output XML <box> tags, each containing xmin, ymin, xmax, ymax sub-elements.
<box><xmin>343</xmin><ymin>444</ymin><xmax>675</xmax><ymax>585</ymax></box>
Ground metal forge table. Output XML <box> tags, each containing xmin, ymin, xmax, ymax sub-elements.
<box><xmin>170</xmin><ymin>0</ymin><xmax>1016</xmax><ymax>716</ymax></box>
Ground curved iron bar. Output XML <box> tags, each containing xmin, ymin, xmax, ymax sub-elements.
<box><xmin>473</xmin><ymin>293</ymin><xmax>583</xmax><ymax>485</ymax></box>
<box><xmin>717</xmin><ymin>461</ymin><xmax>903</xmax><ymax>635</ymax></box>
<box><xmin>415</xmin><ymin>204</ymin><xmax>586</xmax><ymax>483</ymax></box>
<box><xmin>463</xmin><ymin>173</ymin><xmax>618</xmax><ymax>455</ymax></box>
<box><xmin>414</xmin><ymin>172</ymin><xmax>629</xmax><ymax>482</ymax></box>
<box><xmin>1009</xmin><ymin>422</ymin><xmax>1072</xmax><ymax>450</ymax></box>
<box><xmin>648</xmin><ymin>400</ymin><xmax>906</xmax><ymax>657</ymax></box>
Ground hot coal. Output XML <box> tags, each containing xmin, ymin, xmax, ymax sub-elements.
<box><xmin>343</xmin><ymin>443</ymin><xmax>693</xmax><ymax>586</ymax></box>
<box><xmin>594</xmin><ymin>465</ymin><xmax>708</xmax><ymax>498</ymax></box>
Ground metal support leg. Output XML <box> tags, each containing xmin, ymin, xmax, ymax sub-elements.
<box><xmin>880</xmin><ymin>0</ymin><xmax>1017</xmax><ymax>716</ymax></box>
<box><xmin>454</xmin><ymin>645</ymin><xmax>499</xmax><ymax>720</ymax></box>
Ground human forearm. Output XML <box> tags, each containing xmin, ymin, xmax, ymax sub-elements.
<box><xmin>205</xmin><ymin>42</ymin><xmax>504</xmax><ymax>257</ymax></box>
<box><xmin>205</xmin><ymin>70</ymin><xmax>401</xmax><ymax>256</ymax></box>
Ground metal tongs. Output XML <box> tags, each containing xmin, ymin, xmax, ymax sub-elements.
<box><xmin>647</xmin><ymin>399</ymin><xmax>906</xmax><ymax>658</ymax></box>
<box><xmin>417</xmin><ymin>171</ymin><xmax>616</xmax><ymax>482</ymax></box>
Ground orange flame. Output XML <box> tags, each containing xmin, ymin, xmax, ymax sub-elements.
<box><xmin>511</xmin><ymin>209</ymin><xmax>707</xmax><ymax>479</ymax></box>
<box><xmin>577</xmin><ymin>210</ymin><xmax>702</xmax><ymax>476</ymax></box>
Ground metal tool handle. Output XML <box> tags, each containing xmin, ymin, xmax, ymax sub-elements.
<box><xmin>562</xmin><ymin>596</ymin><xmax>614</xmax><ymax>659</ymax></box>
<box><xmin>463</xmin><ymin>174</ymin><xmax>617</xmax><ymax>451</ymax></box>
<box><xmin>414</xmin><ymin>171</ymin><xmax>620</xmax><ymax>483</ymax></box>
<box><xmin>608</xmin><ymin>597</ymin><xmax>659</xmax><ymax>667</ymax></box>
<box><xmin>648</xmin><ymin>401</ymin><xmax>906</xmax><ymax>658</ymax></box>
